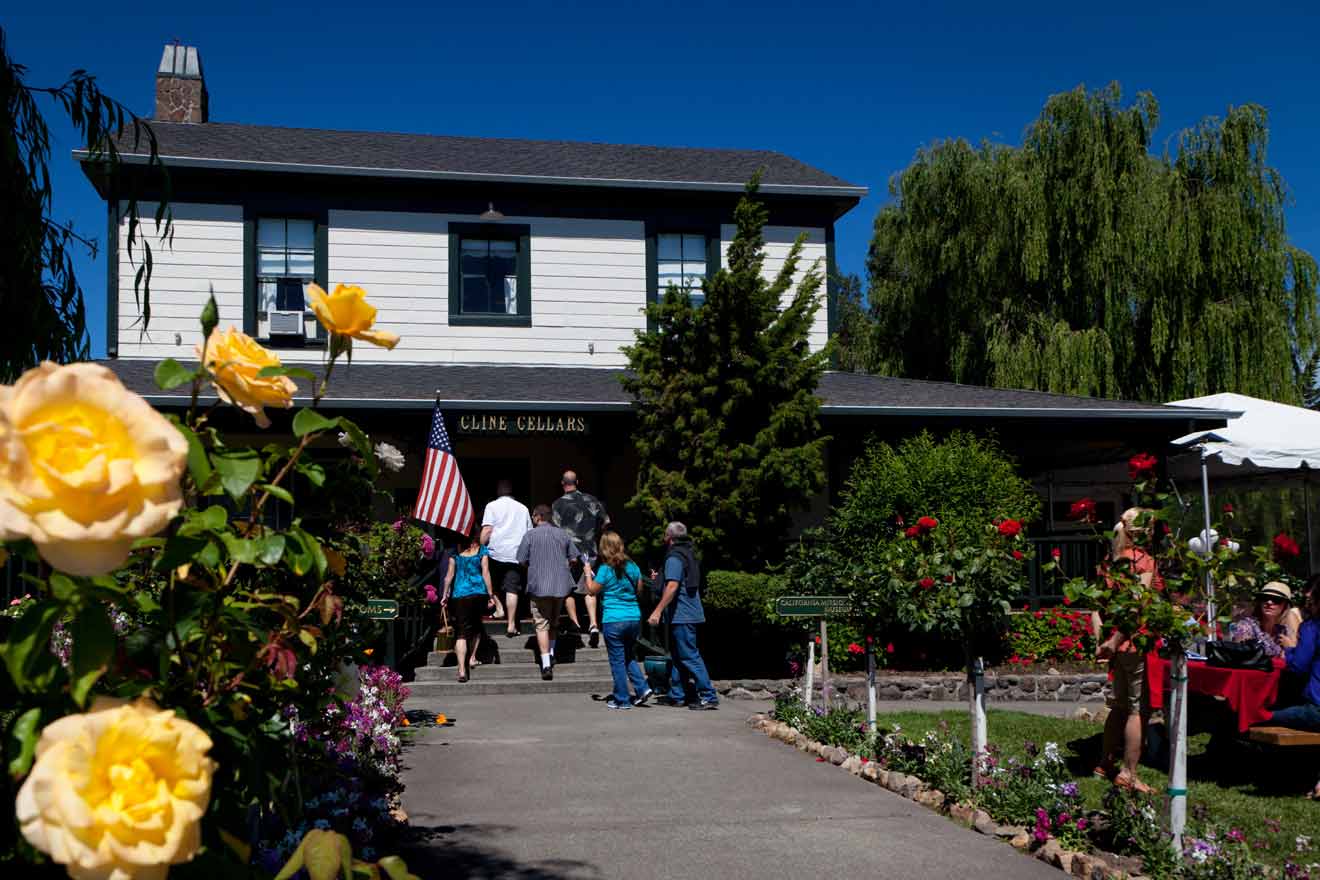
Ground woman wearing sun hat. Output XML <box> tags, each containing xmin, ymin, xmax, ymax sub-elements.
<box><xmin>1229</xmin><ymin>581</ymin><xmax>1302</xmax><ymax>657</ymax></box>
<box><xmin>1264</xmin><ymin>580</ymin><xmax>1320</xmax><ymax>797</ymax></box>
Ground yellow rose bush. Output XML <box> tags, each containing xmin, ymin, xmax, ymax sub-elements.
<box><xmin>197</xmin><ymin>327</ymin><xmax>296</xmax><ymax>428</ymax></box>
<box><xmin>16</xmin><ymin>698</ymin><xmax>215</xmax><ymax>880</ymax></box>
<box><xmin>1</xmin><ymin>292</ymin><xmax>417</xmax><ymax>878</ymax></box>
<box><xmin>0</xmin><ymin>362</ymin><xmax>187</xmax><ymax>576</ymax></box>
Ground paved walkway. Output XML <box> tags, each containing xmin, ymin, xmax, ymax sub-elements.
<box><xmin>397</xmin><ymin>694</ymin><xmax>1070</xmax><ymax>879</ymax></box>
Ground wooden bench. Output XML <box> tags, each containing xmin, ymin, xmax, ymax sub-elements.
<box><xmin>1248</xmin><ymin>726</ymin><xmax>1320</xmax><ymax>747</ymax></box>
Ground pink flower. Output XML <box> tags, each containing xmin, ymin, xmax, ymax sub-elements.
<box><xmin>424</xmin><ymin>584</ymin><xmax>438</xmax><ymax>604</ymax></box>
<box><xmin>8</xmin><ymin>598</ymin><xmax>20</xmax><ymax>606</ymax></box>
<box><xmin>420</xmin><ymin>533</ymin><xmax>435</xmax><ymax>559</ymax></box>
<box><xmin>392</xmin><ymin>517</ymin><xmax>405</xmax><ymax>533</ymax></box>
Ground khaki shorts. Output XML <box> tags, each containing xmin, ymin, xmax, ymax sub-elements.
<box><xmin>1107</xmin><ymin>651</ymin><xmax>1144</xmax><ymax>713</ymax></box>
<box><xmin>529</xmin><ymin>596</ymin><xmax>565</xmax><ymax>634</ymax></box>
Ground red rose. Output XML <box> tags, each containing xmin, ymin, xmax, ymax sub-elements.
<box><xmin>1273</xmin><ymin>532</ymin><xmax>1301</xmax><ymax>560</ymax></box>
<box><xmin>1034</xmin><ymin>610</ymin><xmax>1043</xmax><ymax>619</ymax></box>
<box><xmin>944</xmin><ymin>574</ymin><xmax>954</xmax><ymax>583</ymax></box>
<box><xmin>885</xmin><ymin>642</ymin><xmax>895</xmax><ymax>654</ymax></box>
<box><xmin>866</xmin><ymin>635</ymin><xmax>874</xmax><ymax>644</ymax></box>
<box><xmin>917</xmin><ymin>516</ymin><xmax>939</xmax><ymax>532</ymax></box>
<box><xmin>1128</xmin><ymin>453</ymin><xmax>1158</xmax><ymax>481</ymax></box>
<box><xmin>1062</xmin><ymin>597</ymin><xmax>1072</xmax><ymax>606</ymax></box>
<box><xmin>919</xmin><ymin>577</ymin><xmax>936</xmax><ymax>590</ymax></box>
<box><xmin>1051</xmin><ymin>547</ymin><xmax>1062</xmax><ymax>560</ymax></box>
<box><xmin>1068</xmin><ymin>498</ymin><xmax>1097</xmax><ymax>522</ymax></box>
<box><xmin>905</xmin><ymin>526</ymin><xmax>920</xmax><ymax>538</ymax></box>
<box><xmin>1222</xmin><ymin>503</ymin><xmax>1234</xmax><ymax>514</ymax></box>
<box><xmin>1012</xmin><ymin>549</ymin><xmax>1024</xmax><ymax>560</ymax></box>
<box><xmin>997</xmin><ymin>519</ymin><xmax>1022</xmax><ymax>537</ymax></box>
<box><xmin>847</xmin><ymin>642</ymin><xmax>864</xmax><ymax>655</ymax></box>
<box><xmin>1009</xmin><ymin>655</ymin><xmax>1021</xmax><ymax>665</ymax></box>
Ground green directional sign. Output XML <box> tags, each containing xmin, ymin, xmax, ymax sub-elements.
<box><xmin>774</xmin><ymin>595</ymin><xmax>855</xmax><ymax>618</ymax></box>
<box><xmin>365</xmin><ymin>598</ymin><xmax>399</xmax><ymax>620</ymax></box>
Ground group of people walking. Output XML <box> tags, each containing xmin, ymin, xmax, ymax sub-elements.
<box><xmin>438</xmin><ymin>470</ymin><xmax>719</xmax><ymax>710</ymax></box>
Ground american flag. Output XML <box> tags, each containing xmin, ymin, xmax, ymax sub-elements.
<box><xmin>411</xmin><ymin>403</ymin><xmax>474</xmax><ymax>534</ymax></box>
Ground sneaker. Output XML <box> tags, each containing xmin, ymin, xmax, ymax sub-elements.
<box><xmin>688</xmin><ymin>699</ymin><xmax>719</xmax><ymax>711</ymax></box>
<box><xmin>589</xmin><ymin>627</ymin><xmax>600</xmax><ymax>648</ymax></box>
<box><xmin>654</xmin><ymin>696</ymin><xmax>688</xmax><ymax>707</ymax></box>
<box><xmin>541</xmin><ymin>667</ymin><xmax>553</xmax><ymax>681</ymax></box>
<box><xmin>631</xmin><ymin>689</ymin><xmax>654</xmax><ymax>707</ymax></box>
<box><xmin>605</xmin><ymin>698</ymin><xmax>632</xmax><ymax>710</ymax></box>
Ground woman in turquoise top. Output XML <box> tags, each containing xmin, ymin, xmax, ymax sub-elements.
<box><xmin>584</xmin><ymin>531</ymin><xmax>650</xmax><ymax>708</ymax></box>
<box><xmin>442</xmin><ymin>529</ymin><xmax>495</xmax><ymax>683</ymax></box>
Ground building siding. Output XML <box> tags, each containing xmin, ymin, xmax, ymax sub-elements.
<box><xmin>720</xmin><ymin>225</ymin><xmax>830</xmax><ymax>353</ymax></box>
<box><xmin>115</xmin><ymin>202</ymin><xmax>244</xmax><ymax>359</ymax></box>
<box><xmin>113</xmin><ymin>207</ymin><xmax>829</xmax><ymax>365</ymax></box>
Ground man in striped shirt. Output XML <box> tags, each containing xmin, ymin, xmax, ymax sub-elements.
<box><xmin>517</xmin><ymin>504</ymin><xmax>579</xmax><ymax>680</ymax></box>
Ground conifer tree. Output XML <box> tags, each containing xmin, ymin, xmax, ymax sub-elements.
<box><xmin>623</xmin><ymin>178</ymin><xmax>830</xmax><ymax>567</ymax></box>
<box><xmin>850</xmin><ymin>83</ymin><xmax>1318</xmax><ymax>404</ymax></box>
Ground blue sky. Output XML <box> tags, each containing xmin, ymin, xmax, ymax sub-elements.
<box><xmin>6</xmin><ymin>1</ymin><xmax>1320</xmax><ymax>358</ymax></box>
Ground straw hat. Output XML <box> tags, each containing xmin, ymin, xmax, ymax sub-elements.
<box><xmin>1258</xmin><ymin>582</ymin><xmax>1292</xmax><ymax>604</ymax></box>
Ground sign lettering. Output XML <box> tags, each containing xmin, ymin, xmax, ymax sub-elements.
<box><xmin>774</xmin><ymin>596</ymin><xmax>855</xmax><ymax>618</ymax></box>
<box><xmin>456</xmin><ymin>413</ymin><xmax>590</xmax><ymax>436</ymax></box>
<box><xmin>366</xmin><ymin>598</ymin><xmax>400</xmax><ymax>620</ymax></box>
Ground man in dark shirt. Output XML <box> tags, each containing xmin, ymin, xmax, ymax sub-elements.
<box><xmin>552</xmin><ymin>470</ymin><xmax>608</xmax><ymax>644</ymax></box>
<box><xmin>646</xmin><ymin>521</ymin><xmax>718</xmax><ymax>709</ymax></box>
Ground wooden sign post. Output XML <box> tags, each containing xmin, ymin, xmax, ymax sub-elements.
<box><xmin>774</xmin><ymin>596</ymin><xmax>856</xmax><ymax>715</ymax></box>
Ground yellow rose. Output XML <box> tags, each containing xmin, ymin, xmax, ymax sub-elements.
<box><xmin>0</xmin><ymin>363</ymin><xmax>187</xmax><ymax>576</ymax></box>
<box><xmin>198</xmin><ymin>326</ymin><xmax>296</xmax><ymax>428</ymax></box>
<box><xmin>15</xmin><ymin>697</ymin><xmax>216</xmax><ymax>880</ymax></box>
<box><xmin>305</xmin><ymin>283</ymin><xmax>401</xmax><ymax>349</ymax></box>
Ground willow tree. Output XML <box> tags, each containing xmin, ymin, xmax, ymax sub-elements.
<box><xmin>854</xmin><ymin>83</ymin><xmax>1318</xmax><ymax>403</ymax></box>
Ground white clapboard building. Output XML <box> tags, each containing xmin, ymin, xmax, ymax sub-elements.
<box><xmin>82</xmin><ymin>44</ymin><xmax>1230</xmax><ymax>571</ymax></box>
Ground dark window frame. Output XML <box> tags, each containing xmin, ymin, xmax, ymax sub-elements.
<box><xmin>244</xmin><ymin>208</ymin><xmax>329</xmax><ymax>349</ymax></box>
<box><xmin>448</xmin><ymin>222</ymin><xmax>532</xmax><ymax>327</ymax></box>
<box><xmin>644</xmin><ymin>221</ymin><xmax>721</xmax><ymax>331</ymax></box>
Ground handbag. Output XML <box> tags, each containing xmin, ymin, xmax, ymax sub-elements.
<box><xmin>434</xmin><ymin>607</ymin><xmax>456</xmax><ymax>653</ymax></box>
<box><xmin>1204</xmin><ymin>639</ymin><xmax>1273</xmax><ymax>672</ymax></box>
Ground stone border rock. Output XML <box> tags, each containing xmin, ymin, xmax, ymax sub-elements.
<box><xmin>746</xmin><ymin>712</ymin><xmax>1148</xmax><ymax>880</ymax></box>
<box><xmin>716</xmin><ymin>671</ymin><xmax>1111</xmax><ymax>704</ymax></box>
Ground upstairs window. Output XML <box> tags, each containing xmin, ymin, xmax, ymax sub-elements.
<box><xmin>448</xmin><ymin>223</ymin><xmax>531</xmax><ymax>326</ymax></box>
<box><xmin>657</xmin><ymin>233</ymin><xmax>709</xmax><ymax>307</ymax></box>
<box><xmin>257</xmin><ymin>218</ymin><xmax>317</xmax><ymax>340</ymax></box>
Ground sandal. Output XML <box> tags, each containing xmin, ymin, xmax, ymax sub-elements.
<box><xmin>1113</xmin><ymin>773</ymin><xmax>1154</xmax><ymax>795</ymax></box>
<box><xmin>456</xmin><ymin>672</ymin><xmax>469</xmax><ymax>683</ymax></box>
<box><xmin>1092</xmin><ymin>764</ymin><xmax>1117</xmax><ymax>781</ymax></box>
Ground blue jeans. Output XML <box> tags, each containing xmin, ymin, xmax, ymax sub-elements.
<box><xmin>668</xmin><ymin>623</ymin><xmax>717</xmax><ymax>704</ymax></box>
<box><xmin>1270</xmin><ymin>702</ymin><xmax>1320</xmax><ymax>732</ymax></box>
<box><xmin>602</xmin><ymin>621</ymin><xmax>648</xmax><ymax>704</ymax></box>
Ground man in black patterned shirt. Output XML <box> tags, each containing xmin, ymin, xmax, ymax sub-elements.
<box><xmin>552</xmin><ymin>470</ymin><xmax>608</xmax><ymax>645</ymax></box>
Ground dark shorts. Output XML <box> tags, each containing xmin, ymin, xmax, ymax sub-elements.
<box><xmin>450</xmin><ymin>594</ymin><xmax>487</xmax><ymax>639</ymax></box>
<box><xmin>490</xmin><ymin>559</ymin><xmax>525</xmax><ymax>594</ymax></box>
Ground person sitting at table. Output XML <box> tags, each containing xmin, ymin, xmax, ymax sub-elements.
<box><xmin>1094</xmin><ymin>507</ymin><xmax>1160</xmax><ymax>795</ymax></box>
<box><xmin>1265</xmin><ymin>579</ymin><xmax>1320</xmax><ymax>798</ymax></box>
<box><xmin>1228</xmin><ymin>582</ymin><xmax>1301</xmax><ymax>657</ymax></box>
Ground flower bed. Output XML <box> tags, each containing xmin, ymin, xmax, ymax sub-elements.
<box><xmin>753</xmin><ymin>697</ymin><xmax>1318</xmax><ymax>880</ymax></box>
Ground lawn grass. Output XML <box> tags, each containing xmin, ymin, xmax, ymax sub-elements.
<box><xmin>873</xmin><ymin>707</ymin><xmax>1319</xmax><ymax>870</ymax></box>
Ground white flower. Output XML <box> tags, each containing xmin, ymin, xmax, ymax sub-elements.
<box><xmin>1042</xmin><ymin>742</ymin><xmax>1062</xmax><ymax>764</ymax></box>
<box><xmin>337</xmin><ymin>431</ymin><xmax>353</xmax><ymax>448</ymax></box>
<box><xmin>1298</xmin><ymin>836</ymin><xmax>1312</xmax><ymax>853</ymax></box>
<box><xmin>374</xmin><ymin>441</ymin><xmax>405</xmax><ymax>472</ymax></box>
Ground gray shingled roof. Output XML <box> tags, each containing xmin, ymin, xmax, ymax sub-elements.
<box><xmin>97</xmin><ymin>121</ymin><xmax>866</xmax><ymax>196</ymax></box>
<box><xmin>100</xmin><ymin>360</ymin><xmax>1234</xmax><ymax>421</ymax></box>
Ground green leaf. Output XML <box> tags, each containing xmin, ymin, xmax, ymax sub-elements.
<box><xmin>200</xmin><ymin>291</ymin><xmax>219</xmax><ymax>338</ymax></box>
<box><xmin>292</xmin><ymin>408</ymin><xmax>338</xmax><ymax>438</ymax></box>
<box><xmin>0</xmin><ymin>602</ymin><xmax>62</xmax><ymax>689</ymax></box>
<box><xmin>196</xmin><ymin>540</ymin><xmax>222</xmax><ymax>569</ymax></box>
<box><xmin>378</xmin><ymin>856</ymin><xmax>419</xmax><ymax>880</ymax></box>
<box><xmin>48</xmin><ymin>573</ymin><xmax>79</xmax><ymax>601</ymax></box>
<box><xmin>213</xmin><ymin>450</ymin><xmax>262</xmax><ymax>500</ymax></box>
<box><xmin>221</xmin><ymin>533</ymin><xmax>258</xmax><ymax>564</ymax></box>
<box><xmin>154</xmin><ymin>358</ymin><xmax>194</xmax><ymax>390</ymax></box>
<box><xmin>135</xmin><ymin>593</ymin><xmax>161</xmax><ymax>614</ymax></box>
<box><xmin>257</xmin><ymin>365</ymin><xmax>318</xmax><ymax>382</ymax></box>
<box><xmin>260</xmin><ymin>483</ymin><xmax>294</xmax><ymax>505</ymax></box>
<box><xmin>256</xmin><ymin>534</ymin><xmax>287</xmax><ymax>565</ymax></box>
<box><xmin>295</xmin><ymin>459</ymin><xmax>327</xmax><ymax>487</ymax></box>
<box><xmin>69</xmin><ymin>605</ymin><xmax>115</xmax><ymax>706</ymax></box>
<box><xmin>152</xmin><ymin>535</ymin><xmax>210</xmax><ymax>572</ymax></box>
<box><xmin>7</xmin><ymin>707</ymin><xmax>42</xmax><ymax>779</ymax></box>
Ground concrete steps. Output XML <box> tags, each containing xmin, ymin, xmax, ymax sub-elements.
<box><xmin>408</xmin><ymin>624</ymin><xmax>617</xmax><ymax>697</ymax></box>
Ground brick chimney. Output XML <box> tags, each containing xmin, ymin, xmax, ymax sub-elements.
<box><xmin>154</xmin><ymin>44</ymin><xmax>208</xmax><ymax>123</ymax></box>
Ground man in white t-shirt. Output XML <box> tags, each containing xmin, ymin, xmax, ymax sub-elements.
<box><xmin>480</xmin><ymin>480</ymin><xmax>534</xmax><ymax>638</ymax></box>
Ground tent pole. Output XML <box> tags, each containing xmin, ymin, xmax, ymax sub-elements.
<box><xmin>1306</xmin><ymin>475</ymin><xmax>1315</xmax><ymax>576</ymax></box>
<box><xmin>1200</xmin><ymin>447</ymin><xmax>1215</xmax><ymax>634</ymax></box>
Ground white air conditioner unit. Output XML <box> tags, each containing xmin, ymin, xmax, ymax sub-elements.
<box><xmin>269</xmin><ymin>310</ymin><xmax>304</xmax><ymax>336</ymax></box>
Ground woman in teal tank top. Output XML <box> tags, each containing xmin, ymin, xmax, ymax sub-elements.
<box><xmin>584</xmin><ymin>531</ymin><xmax>650</xmax><ymax>708</ymax></box>
<box><xmin>442</xmin><ymin>530</ymin><xmax>494</xmax><ymax>682</ymax></box>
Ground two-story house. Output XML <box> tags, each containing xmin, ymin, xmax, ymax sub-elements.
<box><xmin>83</xmin><ymin>45</ymin><xmax>1228</xmax><ymax>556</ymax></box>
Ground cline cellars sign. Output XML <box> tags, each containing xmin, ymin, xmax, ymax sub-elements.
<box><xmin>456</xmin><ymin>413</ymin><xmax>590</xmax><ymax>436</ymax></box>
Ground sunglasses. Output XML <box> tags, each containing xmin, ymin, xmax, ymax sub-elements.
<box><xmin>1259</xmin><ymin>596</ymin><xmax>1287</xmax><ymax>605</ymax></box>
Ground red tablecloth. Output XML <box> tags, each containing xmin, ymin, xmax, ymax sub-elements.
<box><xmin>1145</xmin><ymin>654</ymin><xmax>1285</xmax><ymax>733</ymax></box>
